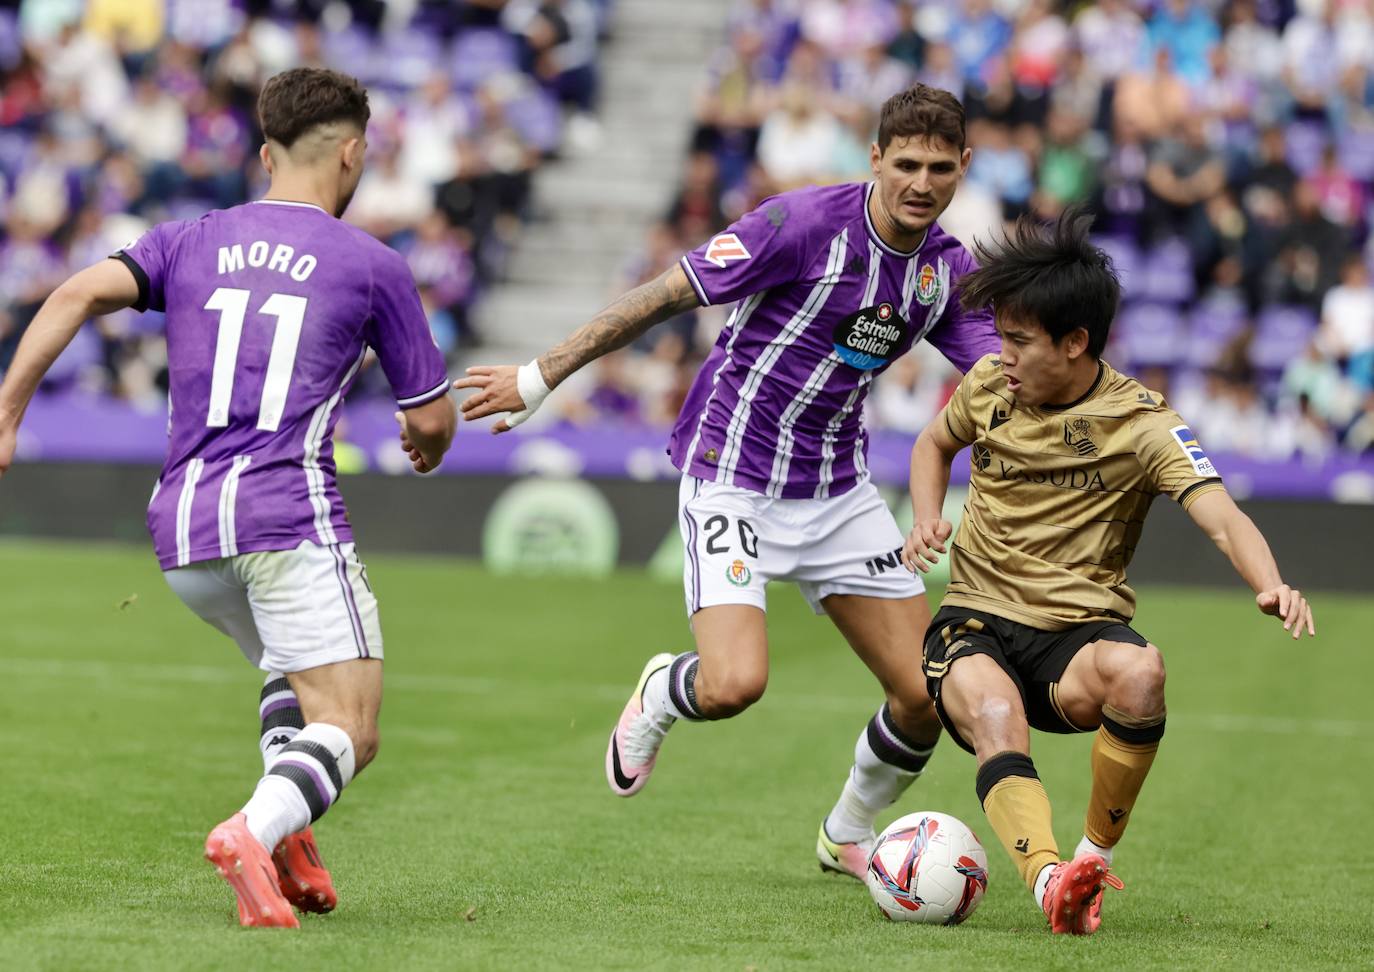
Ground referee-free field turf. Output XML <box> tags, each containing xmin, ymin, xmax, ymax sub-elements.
<box><xmin>1</xmin><ymin>539</ymin><xmax>1371</xmax><ymax>971</ymax></box>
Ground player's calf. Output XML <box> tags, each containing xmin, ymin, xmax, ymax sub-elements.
<box><xmin>692</xmin><ymin>666</ymin><xmax>767</xmax><ymax>718</ymax></box>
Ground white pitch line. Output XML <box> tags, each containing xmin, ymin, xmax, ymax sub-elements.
<box><xmin>0</xmin><ymin>657</ymin><xmax>1368</xmax><ymax>739</ymax></box>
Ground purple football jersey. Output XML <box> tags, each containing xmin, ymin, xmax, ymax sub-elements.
<box><xmin>116</xmin><ymin>200</ymin><xmax>449</xmax><ymax>569</ymax></box>
<box><xmin>671</xmin><ymin>182</ymin><xmax>999</xmax><ymax>499</ymax></box>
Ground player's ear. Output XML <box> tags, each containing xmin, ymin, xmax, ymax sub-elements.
<box><xmin>870</xmin><ymin>140</ymin><xmax>882</xmax><ymax>177</ymax></box>
<box><xmin>959</xmin><ymin>145</ymin><xmax>972</xmax><ymax>175</ymax></box>
<box><xmin>342</xmin><ymin>136</ymin><xmax>359</xmax><ymax>170</ymax></box>
<box><xmin>1065</xmin><ymin>326</ymin><xmax>1090</xmax><ymax>359</ymax></box>
<box><xmin>259</xmin><ymin>143</ymin><xmax>273</xmax><ymax>175</ymax></box>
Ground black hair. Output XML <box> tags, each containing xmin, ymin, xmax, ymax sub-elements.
<box><xmin>960</xmin><ymin>207</ymin><xmax>1120</xmax><ymax>358</ymax></box>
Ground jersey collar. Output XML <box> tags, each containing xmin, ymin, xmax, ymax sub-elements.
<box><xmin>253</xmin><ymin>199</ymin><xmax>329</xmax><ymax>215</ymax></box>
<box><xmin>864</xmin><ymin>182</ymin><xmax>928</xmax><ymax>258</ymax></box>
<box><xmin>1041</xmin><ymin>361</ymin><xmax>1107</xmax><ymax>412</ymax></box>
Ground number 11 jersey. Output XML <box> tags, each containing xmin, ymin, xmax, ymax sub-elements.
<box><xmin>115</xmin><ymin>199</ymin><xmax>450</xmax><ymax>570</ymax></box>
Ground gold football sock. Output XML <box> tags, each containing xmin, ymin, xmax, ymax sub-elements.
<box><xmin>976</xmin><ymin>751</ymin><xmax>1059</xmax><ymax>892</ymax></box>
<box><xmin>1083</xmin><ymin>704</ymin><xmax>1165</xmax><ymax>849</ymax></box>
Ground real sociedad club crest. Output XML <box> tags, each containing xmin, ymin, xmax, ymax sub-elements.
<box><xmin>833</xmin><ymin>302</ymin><xmax>910</xmax><ymax>371</ymax></box>
<box><xmin>916</xmin><ymin>263</ymin><xmax>942</xmax><ymax>305</ymax></box>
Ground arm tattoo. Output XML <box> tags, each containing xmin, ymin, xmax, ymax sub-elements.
<box><xmin>537</xmin><ymin>265</ymin><xmax>700</xmax><ymax>387</ymax></box>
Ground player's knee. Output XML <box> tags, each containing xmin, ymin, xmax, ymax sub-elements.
<box><xmin>972</xmin><ymin>694</ymin><xmax>1018</xmax><ymax>729</ymax></box>
<box><xmin>1102</xmin><ymin>641</ymin><xmax>1166</xmax><ymax>714</ymax></box>
<box><xmin>696</xmin><ymin>668</ymin><xmax>767</xmax><ymax>718</ymax></box>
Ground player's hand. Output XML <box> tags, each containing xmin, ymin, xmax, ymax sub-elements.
<box><xmin>394</xmin><ymin>411</ymin><xmax>441</xmax><ymax>474</ymax></box>
<box><xmin>902</xmin><ymin>518</ymin><xmax>953</xmax><ymax>574</ymax></box>
<box><xmin>453</xmin><ymin>365</ymin><xmax>524</xmax><ymax>434</ymax></box>
<box><xmin>1256</xmin><ymin>585</ymin><xmax>1315</xmax><ymax>639</ymax></box>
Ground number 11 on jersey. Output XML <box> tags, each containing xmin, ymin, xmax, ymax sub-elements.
<box><xmin>204</xmin><ymin>286</ymin><xmax>308</xmax><ymax>432</ymax></box>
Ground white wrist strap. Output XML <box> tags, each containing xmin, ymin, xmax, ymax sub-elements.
<box><xmin>507</xmin><ymin>359</ymin><xmax>552</xmax><ymax>428</ymax></box>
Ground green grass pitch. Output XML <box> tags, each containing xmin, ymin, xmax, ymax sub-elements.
<box><xmin>1</xmin><ymin>538</ymin><xmax>1371</xmax><ymax>971</ymax></box>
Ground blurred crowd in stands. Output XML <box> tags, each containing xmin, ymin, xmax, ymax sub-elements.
<box><xmin>0</xmin><ymin>0</ymin><xmax>608</xmax><ymax>406</ymax></box>
<box><xmin>581</xmin><ymin>0</ymin><xmax>1374</xmax><ymax>460</ymax></box>
<box><xmin>5</xmin><ymin>0</ymin><xmax>1374</xmax><ymax>462</ymax></box>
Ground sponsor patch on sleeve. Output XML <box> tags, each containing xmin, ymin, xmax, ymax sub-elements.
<box><xmin>1170</xmin><ymin>424</ymin><xmax>1217</xmax><ymax>477</ymax></box>
<box><xmin>703</xmin><ymin>233</ymin><xmax>751</xmax><ymax>268</ymax></box>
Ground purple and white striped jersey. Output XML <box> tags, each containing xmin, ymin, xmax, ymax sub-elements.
<box><xmin>670</xmin><ymin>182</ymin><xmax>1000</xmax><ymax>500</ymax></box>
<box><xmin>115</xmin><ymin>200</ymin><xmax>449</xmax><ymax>570</ymax></box>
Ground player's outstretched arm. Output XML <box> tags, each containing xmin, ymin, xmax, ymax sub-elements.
<box><xmin>0</xmin><ymin>260</ymin><xmax>140</xmax><ymax>476</ymax></box>
<box><xmin>454</xmin><ymin>263</ymin><xmax>700</xmax><ymax>433</ymax></box>
<box><xmin>903</xmin><ymin>418</ymin><xmax>963</xmax><ymax>574</ymax></box>
<box><xmin>394</xmin><ymin>394</ymin><xmax>457</xmax><ymax>474</ymax></box>
<box><xmin>1185</xmin><ymin>489</ymin><xmax>1316</xmax><ymax>639</ymax></box>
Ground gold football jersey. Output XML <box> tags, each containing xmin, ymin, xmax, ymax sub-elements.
<box><xmin>938</xmin><ymin>355</ymin><xmax>1225</xmax><ymax>630</ymax></box>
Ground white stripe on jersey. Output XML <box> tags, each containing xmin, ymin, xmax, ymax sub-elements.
<box><xmin>792</xmin><ymin>241</ymin><xmax>885</xmax><ymax>500</ymax></box>
<box><xmin>815</xmin><ymin>375</ymin><xmax>870</xmax><ymax>499</ymax></box>
<box><xmin>217</xmin><ymin>455</ymin><xmax>252</xmax><ymax>558</ymax></box>
<box><xmin>718</xmin><ymin>229</ymin><xmax>849</xmax><ymax>484</ymax></box>
<box><xmin>766</xmin><ymin>355</ymin><xmax>841</xmax><ymax>497</ymax></box>
<box><xmin>396</xmin><ymin>378</ymin><xmax>451</xmax><ymax>408</ymax></box>
<box><xmin>682</xmin><ymin>291</ymin><xmax>765</xmax><ymax>467</ymax></box>
<box><xmin>899</xmin><ymin>253</ymin><xmax>920</xmax><ymax>320</ymax></box>
<box><xmin>765</xmin><ymin>242</ymin><xmax>875</xmax><ymax>496</ymax></box>
<box><xmin>860</xmin><ymin>240</ymin><xmax>882</xmax><ymax>306</ymax></box>
<box><xmin>304</xmin><ymin>348</ymin><xmax>367</xmax><ymax>546</ymax></box>
<box><xmin>175</xmin><ymin>459</ymin><xmax>205</xmax><ymax>567</ymax></box>
<box><xmin>149</xmin><ymin>477</ymin><xmax>161</xmax><ymax>508</ymax></box>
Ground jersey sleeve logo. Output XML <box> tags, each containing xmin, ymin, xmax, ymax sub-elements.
<box><xmin>1170</xmin><ymin>424</ymin><xmax>1217</xmax><ymax>477</ymax></box>
<box><xmin>703</xmin><ymin>233</ymin><xmax>752</xmax><ymax>268</ymax></box>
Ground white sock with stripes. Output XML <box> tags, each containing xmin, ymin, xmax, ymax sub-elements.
<box><xmin>825</xmin><ymin>705</ymin><xmax>935</xmax><ymax>843</ymax></box>
<box><xmin>240</xmin><ymin>723</ymin><xmax>355</xmax><ymax>851</ymax></box>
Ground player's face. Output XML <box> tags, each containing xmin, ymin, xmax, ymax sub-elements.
<box><xmin>870</xmin><ymin>135</ymin><xmax>971</xmax><ymax>238</ymax></box>
<box><xmin>995</xmin><ymin>313</ymin><xmax>1085</xmax><ymax>407</ymax></box>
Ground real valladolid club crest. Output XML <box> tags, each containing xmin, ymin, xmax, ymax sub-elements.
<box><xmin>915</xmin><ymin>263</ymin><xmax>942</xmax><ymax>305</ymax></box>
<box><xmin>726</xmin><ymin>559</ymin><xmax>752</xmax><ymax>587</ymax></box>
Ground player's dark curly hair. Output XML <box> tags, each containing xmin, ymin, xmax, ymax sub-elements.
<box><xmin>877</xmin><ymin>83</ymin><xmax>966</xmax><ymax>152</ymax></box>
<box><xmin>959</xmin><ymin>207</ymin><xmax>1120</xmax><ymax>359</ymax></box>
<box><xmin>257</xmin><ymin>68</ymin><xmax>371</xmax><ymax>149</ymax></box>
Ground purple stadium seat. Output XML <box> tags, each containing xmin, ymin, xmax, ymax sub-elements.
<box><xmin>1116</xmin><ymin>302</ymin><xmax>1186</xmax><ymax>369</ymax></box>
<box><xmin>1138</xmin><ymin>237</ymin><xmax>1195</xmax><ymax>304</ymax></box>
<box><xmin>0</xmin><ymin>10</ymin><xmax>21</xmax><ymax>71</ymax></box>
<box><xmin>380</xmin><ymin>27</ymin><xmax>445</xmax><ymax>88</ymax></box>
<box><xmin>1249</xmin><ymin>304</ymin><xmax>1318</xmax><ymax>372</ymax></box>
<box><xmin>1093</xmin><ymin>235</ymin><xmax>1140</xmax><ymax>297</ymax></box>
<box><xmin>1186</xmin><ymin>299</ymin><xmax>1249</xmax><ymax>367</ymax></box>
<box><xmin>505</xmin><ymin>90</ymin><xmax>563</xmax><ymax>154</ymax></box>
<box><xmin>0</xmin><ymin>129</ymin><xmax>31</xmax><ymax>181</ymax></box>
<box><xmin>450</xmin><ymin>29</ymin><xmax>520</xmax><ymax>90</ymax></box>
<box><xmin>1337</xmin><ymin>127</ymin><xmax>1374</xmax><ymax>183</ymax></box>
<box><xmin>323</xmin><ymin>26</ymin><xmax>381</xmax><ymax>84</ymax></box>
<box><xmin>1285</xmin><ymin>121</ymin><xmax>1328</xmax><ymax>178</ymax></box>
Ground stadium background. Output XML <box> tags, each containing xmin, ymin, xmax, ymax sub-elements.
<box><xmin>1</xmin><ymin>3</ymin><xmax>1372</xmax><ymax>968</ymax></box>
<box><xmin>1</xmin><ymin>0</ymin><xmax>1372</xmax><ymax>587</ymax></box>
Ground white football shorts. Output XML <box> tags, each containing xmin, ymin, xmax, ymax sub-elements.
<box><xmin>677</xmin><ymin>474</ymin><xmax>924</xmax><ymax>616</ymax></box>
<box><xmin>163</xmin><ymin>540</ymin><xmax>382</xmax><ymax>673</ymax></box>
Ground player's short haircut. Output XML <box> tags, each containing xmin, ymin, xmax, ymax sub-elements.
<box><xmin>257</xmin><ymin>67</ymin><xmax>370</xmax><ymax>150</ymax></box>
<box><xmin>960</xmin><ymin>207</ymin><xmax>1120</xmax><ymax>359</ymax></box>
<box><xmin>877</xmin><ymin>83</ymin><xmax>966</xmax><ymax>152</ymax></box>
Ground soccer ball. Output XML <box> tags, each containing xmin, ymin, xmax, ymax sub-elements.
<box><xmin>865</xmin><ymin>811</ymin><xmax>989</xmax><ymax>924</ymax></box>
